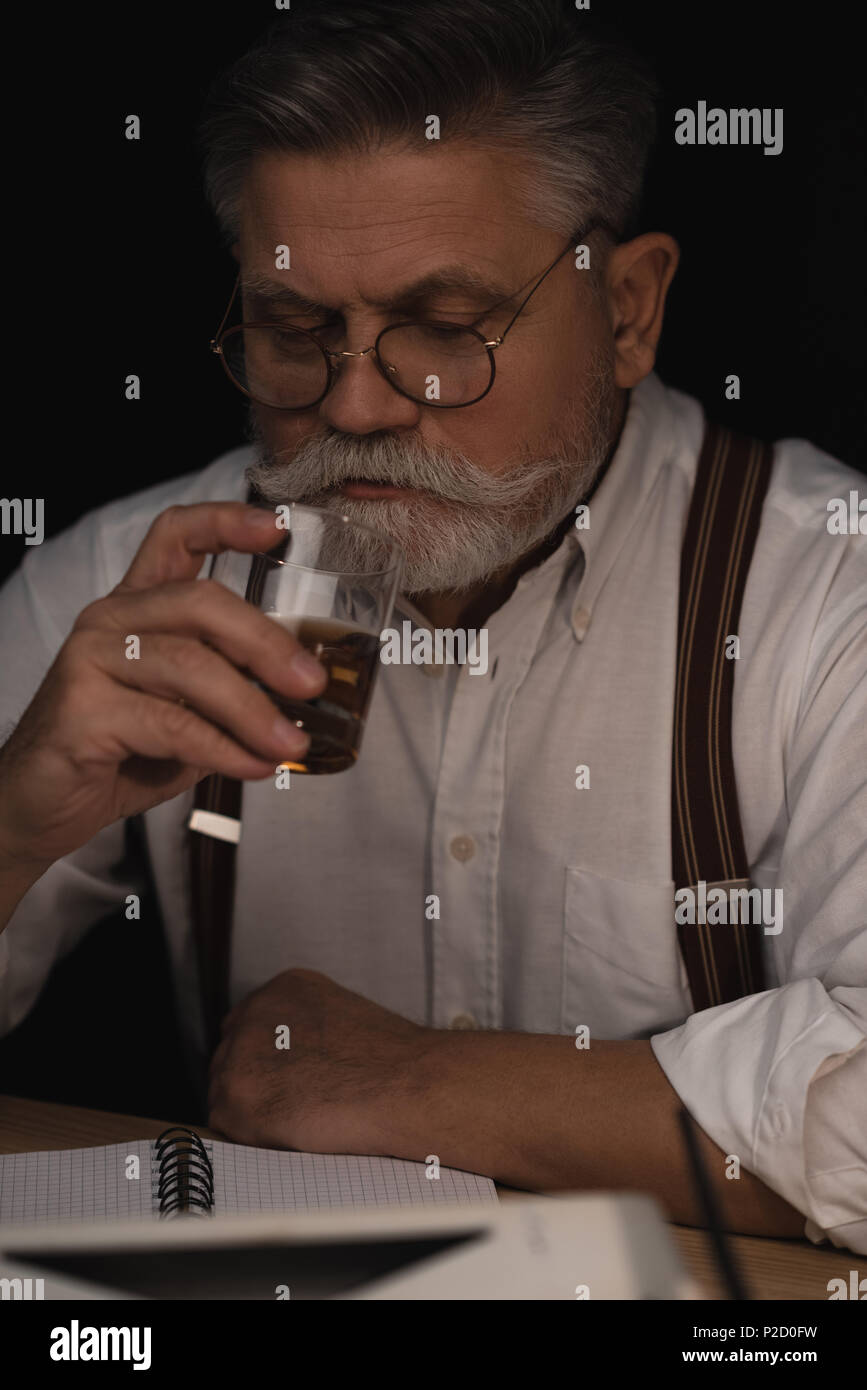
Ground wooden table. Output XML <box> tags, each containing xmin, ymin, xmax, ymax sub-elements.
<box><xmin>0</xmin><ymin>1094</ymin><xmax>855</xmax><ymax>1300</ymax></box>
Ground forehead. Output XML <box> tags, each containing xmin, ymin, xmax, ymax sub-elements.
<box><xmin>237</xmin><ymin>143</ymin><xmax>548</xmax><ymax>292</ymax></box>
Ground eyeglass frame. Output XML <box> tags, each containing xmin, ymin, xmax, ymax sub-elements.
<box><xmin>209</xmin><ymin>216</ymin><xmax>614</xmax><ymax>411</ymax></box>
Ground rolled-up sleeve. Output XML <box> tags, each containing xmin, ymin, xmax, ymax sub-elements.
<box><xmin>651</xmin><ymin>983</ymin><xmax>867</xmax><ymax>1250</ymax></box>
<box><xmin>803</xmin><ymin>1039</ymin><xmax>867</xmax><ymax>1253</ymax></box>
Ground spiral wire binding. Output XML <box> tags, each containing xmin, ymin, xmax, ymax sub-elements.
<box><xmin>154</xmin><ymin>1127</ymin><xmax>215</xmax><ymax>1218</ymax></box>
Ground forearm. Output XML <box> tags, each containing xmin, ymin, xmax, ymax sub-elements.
<box><xmin>406</xmin><ymin>1031</ymin><xmax>805</xmax><ymax>1238</ymax></box>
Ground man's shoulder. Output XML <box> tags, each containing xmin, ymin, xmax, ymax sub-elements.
<box><xmin>650</xmin><ymin>380</ymin><xmax>865</xmax><ymax>659</ymax></box>
<box><xmin>736</xmin><ymin>429</ymin><xmax>865</xmax><ymax>727</ymax></box>
<box><xmin>653</xmin><ymin>374</ymin><xmax>865</xmax><ymax>575</ymax></box>
<box><xmin>719</xmin><ymin>424</ymin><xmax>866</xmax><ymax>672</ymax></box>
<box><xmin>31</xmin><ymin>444</ymin><xmax>254</xmax><ymax>591</ymax></box>
<box><xmin>656</xmin><ymin>376</ymin><xmax>863</xmax><ymax>528</ymax></box>
<box><xmin>1</xmin><ymin>445</ymin><xmax>255</xmax><ymax>660</ymax></box>
<box><xmin>764</xmin><ymin>432</ymin><xmax>865</xmax><ymax>536</ymax></box>
<box><xmin>108</xmin><ymin>444</ymin><xmax>253</xmax><ymax>515</ymax></box>
<box><xmin>754</xmin><ymin>432</ymin><xmax>866</xmax><ymax>603</ymax></box>
<box><xmin>83</xmin><ymin>443</ymin><xmax>255</xmax><ymax>577</ymax></box>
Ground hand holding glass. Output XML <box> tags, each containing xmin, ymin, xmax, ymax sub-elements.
<box><xmin>209</xmin><ymin>504</ymin><xmax>402</xmax><ymax>773</ymax></box>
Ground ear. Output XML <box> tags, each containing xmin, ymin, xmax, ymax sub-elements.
<box><xmin>605</xmin><ymin>233</ymin><xmax>680</xmax><ymax>389</ymax></box>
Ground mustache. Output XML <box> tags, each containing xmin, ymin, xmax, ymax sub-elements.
<box><xmin>245</xmin><ymin>419</ymin><xmax>588</xmax><ymax>510</ymax></box>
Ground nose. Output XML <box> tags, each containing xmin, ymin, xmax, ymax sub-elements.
<box><xmin>317</xmin><ymin>342</ymin><xmax>420</xmax><ymax>435</ymax></box>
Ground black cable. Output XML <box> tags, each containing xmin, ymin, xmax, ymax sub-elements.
<box><xmin>677</xmin><ymin>1106</ymin><xmax>751</xmax><ymax>1301</ymax></box>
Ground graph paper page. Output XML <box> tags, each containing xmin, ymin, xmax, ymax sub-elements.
<box><xmin>0</xmin><ymin>1141</ymin><xmax>496</xmax><ymax>1223</ymax></box>
<box><xmin>207</xmin><ymin>1142</ymin><xmax>497</xmax><ymax>1212</ymax></box>
<box><xmin>0</xmin><ymin>1142</ymin><xmax>156</xmax><ymax>1224</ymax></box>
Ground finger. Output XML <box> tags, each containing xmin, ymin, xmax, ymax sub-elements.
<box><xmin>75</xmin><ymin>580</ymin><xmax>328</xmax><ymax>699</ymax></box>
<box><xmin>93</xmin><ymin>631</ymin><xmax>311</xmax><ymax>762</ymax></box>
<box><xmin>115</xmin><ymin>502</ymin><xmax>284</xmax><ymax>593</ymax></box>
<box><xmin>75</xmin><ymin>684</ymin><xmax>285</xmax><ymax>782</ymax></box>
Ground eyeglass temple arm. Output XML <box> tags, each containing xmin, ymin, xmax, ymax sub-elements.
<box><xmin>492</xmin><ymin>218</ymin><xmax>613</xmax><ymax>347</ymax></box>
<box><xmin>211</xmin><ymin>270</ymin><xmax>242</xmax><ymax>348</ymax></box>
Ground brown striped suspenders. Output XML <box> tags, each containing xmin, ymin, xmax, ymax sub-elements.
<box><xmin>187</xmin><ymin>420</ymin><xmax>775</xmax><ymax>1053</ymax></box>
<box><xmin>187</xmin><ymin>490</ymin><xmax>262</xmax><ymax>1056</ymax></box>
<box><xmin>672</xmin><ymin>422</ymin><xmax>774</xmax><ymax>1009</ymax></box>
<box><xmin>188</xmin><ymin>769</ymin><xmax>241</xmax><ymax>1056</ymax></box>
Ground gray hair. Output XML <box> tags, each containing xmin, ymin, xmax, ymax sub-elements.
<box><xmin>197</xmin><ymin>0</ymin><xmax>659</xmax><ymax>251</ymax></box>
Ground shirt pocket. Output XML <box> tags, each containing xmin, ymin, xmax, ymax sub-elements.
<box><xmin>560</xmin><ymin>866</ymin><xmax>692</xmax><ymax>1040</ymax></box>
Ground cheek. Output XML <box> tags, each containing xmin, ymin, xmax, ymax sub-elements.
<box><xmin>439</xmin><ymin>343</ymin><xmax>579</xmax><ymax>464</ymax></box>
<box><xmin>255</xmin><ymin>405</ymin><xmax>322</xmax><ymax>455</ymax></box>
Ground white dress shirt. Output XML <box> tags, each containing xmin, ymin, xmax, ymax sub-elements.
<box><xmin>1</xmin><ymin>372</ymin><xmax>864</xmax><ymax>1251</ymax></box>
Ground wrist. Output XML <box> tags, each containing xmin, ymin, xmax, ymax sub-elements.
<box><xmin>0</xmin><ymin>842</ymin><xmax>52</xmax><ymax>925</ymax></box>
<box><xmin>365</xmin><ymin>1025</ymin><xmax>454</xmax><ymax>1159</ymax></box>
<box><xmin>0</xmin><ymin>837</ymin><xmax>53</xmax><ymax>879</ymax></box>
<box><xmin>394</xmin><ymin>1026</ymin><xmax>512</xmax><ymax>1171</ymax></box>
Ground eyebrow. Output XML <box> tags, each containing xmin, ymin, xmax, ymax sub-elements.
<box><xmin>240</xmin><ymin>264</ymin><xmax>519</xmax><ymax>317</ymax></box>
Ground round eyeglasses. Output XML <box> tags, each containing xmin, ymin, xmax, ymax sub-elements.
<box><xmin>210</xmin><ymin>220</ymin><xmax>611</xmax><ymax>411</ymax></box>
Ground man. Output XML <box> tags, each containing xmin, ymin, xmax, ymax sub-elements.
<box><xmin>0</xmin><ymin>0</ymin><xmax>864</xmax><ymax>1252</ymax></box>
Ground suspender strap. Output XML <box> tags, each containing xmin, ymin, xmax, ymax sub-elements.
<box><xmin>188</xmin><ymin>483</ymin><xmax>262</xmax><ymax>1056</ymax></box>
<box><xmin>672</xmin><ymin>422</ymin><xmax>774</xmax><ymax>1010</ymax></box>
<box><xmin>189</xmin><ymin>769</ymin><xmax>241</xmax><ymax>1056</ymax></box>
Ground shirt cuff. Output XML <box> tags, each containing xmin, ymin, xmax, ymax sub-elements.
<box><xmin>650</xmin><ymin>977</ymin><xmax>866</xmax><ymax>1235</ymax></box>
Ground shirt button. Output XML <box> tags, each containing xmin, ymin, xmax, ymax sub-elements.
<box><xmin>572</xmin><ymin>605</ymin><xmax>592</xmax><ymax>641</ymax></box>
<box><xmin>449</xmin><ymin>1012</ymin><xmax>479</xmax><ymax>1030</ymax></box>
<box><xmin>449</xmin><ymin>834</ymin><xmax>476</xmax><ymax>862</ymax></box>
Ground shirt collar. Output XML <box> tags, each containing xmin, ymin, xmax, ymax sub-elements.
<box><xmin>565</xmin><ymin>371</ymin><xmax>680</xmax><ymax>641</ymax></box>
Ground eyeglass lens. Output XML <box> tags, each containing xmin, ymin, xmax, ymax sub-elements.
<box><xmin>220</xmin><ymin>322</ymin><xmax>493</xmax><ymax>408</ymax></box>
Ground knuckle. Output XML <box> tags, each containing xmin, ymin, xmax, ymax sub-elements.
<box><xmin>54</xmin><ymin>628</ymin><xmax>100</xmax><ymax>681</ymax></box>
<box><xmin>163</xmin><ymin>635</ymin><xmax>213</xmax><ymax>680</ymax></box>
<box><xmin>158</xmin><ymin>699</ymin><xmax>197</xmax><ymax>741</ymax></box>
<box><xmin>143</xmin><ymin>504</ymin><xmax>197</xmax><ymax>554</ymax></box>
<box><xmin>187</xmin><ymin>576</ymin><xmax>223</xmax><ymax>611</ymax></box>
<box><xmin>155</xmin><ymin>503</ymin><xmax>188</xmax><ymax>531</ymax></box>
<box><xmin>48</xmin><ymin>655</ymin><xmax>103</xmax><ymax>728</ymax></box>
<box><xmin>72</xmin><ymin>596</ymin><xmax>114</xmax><ymax>632</ymax></box>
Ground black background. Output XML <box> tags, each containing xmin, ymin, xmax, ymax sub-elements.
<box><xmin>0</xmin><ymin>0</ymin><xmax>864</xmax><ymax>1116</ymax></box>
<box><xmin>2</xmin><ymin>0</ymin><xmax>864</xmax><ymax>588</ymax></box>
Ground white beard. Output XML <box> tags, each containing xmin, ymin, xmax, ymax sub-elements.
<box><xmin>244</xmin><ymin>349</ymin><xmax>616</xmax><ymax>596</ymax></box>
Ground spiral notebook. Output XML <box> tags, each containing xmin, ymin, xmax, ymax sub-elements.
<box><xmin>0</xmin><ymin>1128</ymin><xmax>497</xmax><ymax>1225</ymax></box>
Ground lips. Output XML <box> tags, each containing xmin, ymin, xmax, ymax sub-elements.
<box><xmin>339</xmin><ymin>479</ymin><xmax>418</xmax><ymax>500</ymax></box>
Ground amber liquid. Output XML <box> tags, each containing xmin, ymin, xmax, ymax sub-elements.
<box><xmin>263</xmin><ymin>614</ymin><xmax>381</xmax><ymax>773</ymax></box>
